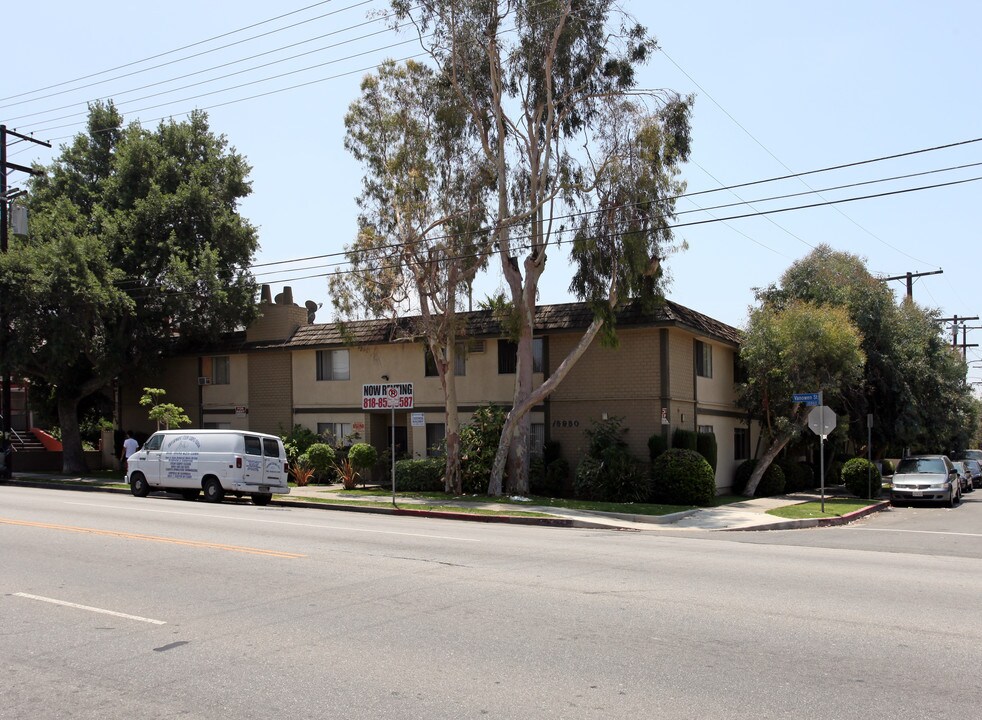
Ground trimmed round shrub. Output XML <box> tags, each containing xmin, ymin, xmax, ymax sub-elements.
<box><xmin>696</xmin><ymin>432</ymin><xmax>718</xmax><ymax>473</ymax></box>
<box><xmin>306</xmin><ymin>443</ymin><xmax>337</xmax><ymax>481</ymax></box>
<box><xmin>394</xmin><ymin>458</ymin><xmax>444</xmax><ymax>491</ymax></box>
<box><xmin>733</xmin><ymin>459</ymin><xmax>786</xmax><ymax>497</ymax></box>
<box><xmin>648</xmin><ymin>433</ymin><xmax>668</xmax><ymax>462</ymax></box>
<box><xmin>348</xmin><ymin>443</ymin><xmax>378</xmax><ymax>473</ymax></box>
<box><xmin>672</xmin><ymin>428</ymin><xmax>698</xmax><ymax>451</ymax></box>
<box><xmin>841</xmin><ymin>457</ymin><xmax>882</xmax><ymax>499</ymax></box>
<box><xmin>651</xmin><ymin>448</ymin><xmax>716</xmax><ymax>506</ymax></box>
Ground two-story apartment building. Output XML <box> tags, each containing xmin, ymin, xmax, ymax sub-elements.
<box><xmin>120</xmin><ymin>285</ymin><xmax>757</xmax><ymax>491</ymax></box>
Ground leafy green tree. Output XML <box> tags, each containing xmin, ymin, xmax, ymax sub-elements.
<box><xmin>391</xmin><ymin>0</ymin><xmax>692</xmax><ymax>494</ymax></box>
<box><xmin>139</xmin><ymin>388</ymin><xmax>190</xmax><ymax>430</ymax></box>
<box><xmin>738</xmin><ymin>301</ymin><xmax>865</xmax><ymax>496</ymax></box>
<box><xmin>331</xmin><ymin>59</ymin><xmax>493</xmax><ymax>495</ymax></box>
<box><xmin>0</xmin><ymin>103</ymin><xmax>258</xmax><ymax>471</ymax></box>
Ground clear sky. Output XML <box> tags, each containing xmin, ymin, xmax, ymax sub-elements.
<box><xmin>5</xmin><ymin>1</ymin><xmax>981</xmax><ymax>386</ymax></box>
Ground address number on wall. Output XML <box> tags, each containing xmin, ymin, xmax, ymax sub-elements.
<box><xmin>552</xmin><ymin>420</ymin><xmax>580</xmax><ymax>428</ymax></box>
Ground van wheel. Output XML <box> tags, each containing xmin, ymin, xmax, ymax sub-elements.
<box><xmin>130</xmin><ymin>473</ymin><xmax>150</xmax><ymax>498</ymax></box>
<box><xmin>251</xmin><ymin>493</ymin><xmax>272</xmax><ymax>506</ymax></box>
<box><xmin>203</xmin><ymin>478</ymin><xmax>225</xmax><ymax>503</ymax></box>
<box><xmin>180</xmin><ymin>489</ymin><xmax>199</xmax><ymax>501</ymax></box>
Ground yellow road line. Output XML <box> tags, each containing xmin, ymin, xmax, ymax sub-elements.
<box><xmin>0</xmin><ymin>517</ymin><xmax>305</xmax><ymax>559</ymax></box>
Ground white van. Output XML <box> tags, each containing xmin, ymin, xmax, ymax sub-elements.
<box><xmin>126</xmin><ymin>430</ymin><xmax>290</xmax><ymax>506</ymax></box>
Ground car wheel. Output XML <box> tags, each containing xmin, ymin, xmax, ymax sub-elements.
<box><xmin>947</xmin><ymin>487</ymin><xmax>958</xmax><ymax>508</ymax></box>
<box><xmin>203</xmin><ymin>478</ymin><xmax>225</xmax><ymax>503</ymax></box>
<box><xmin>251</xmin><ymin>493</ymin><xmax>272</xmax><ymax>506</ymax></box>
<box><xmin>130</xmin><ymin>473</ymin><xmax>151</xmax><ymax>498</ymax></box>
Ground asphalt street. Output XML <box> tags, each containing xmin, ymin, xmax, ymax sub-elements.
<box><xmin>2</xmin><ymin>484</ymin><xmax>981</xmax><ymax>719</ymax></box>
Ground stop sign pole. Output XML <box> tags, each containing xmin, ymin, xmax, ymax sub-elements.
<box><xmin>808</xmin><ymin>400</ymin><xmax>838</xmax><ymax>513</ymax></box>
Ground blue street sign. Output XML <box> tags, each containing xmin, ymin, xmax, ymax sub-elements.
<box><xmin>792</xmin><ymin>392</ymin><xmax>820</xmax><ymax>406</ymax></box>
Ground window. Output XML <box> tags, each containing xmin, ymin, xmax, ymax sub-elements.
<box><xmin>145</xmin><ymin>434</ymin><xmax>163</xmax><ymax>451</ymax></box>
<box><xmin>529</xmin><ymin>423</ymin><xmax>545</xmax><ymax>457</ymax></box>
<box><xmin>244</xmin><ymin>435</ymin><xmax>262</xmax><ymax>456</ymax></box>
<box><xmin>498</xmin><ymin>338</ymin><xmax>544</xmax><ymax>374</ymax></box>
<box><xmin>696</xmin><ymin>341</ymin><xmax>713</xmax><ymax>378</ymax></box>
<box><xmin>316</xmin><ymin>349</ymin><xmax>349</xmax><ymax>381</ymax></box>
<box><xmin>697</xmin><ymin>425</ymin><xmax>714</xmax><ymax>435</ymax></box>
<box><xmin>318</xmin><ymin>422</ymin><xmax>354</xmax><ymax>446</ymax></box>
<box><xmin>734</xmin><ymin>427</ymin><xmax>750</xmax><ymax>461</ymax></box>
<box><xmin>425</xmin><ymin>423</ymin><xmax>446</xmax><ymax>457</ymax></box>
<box><xmin>425</xmin><ymin>346</ymin><xmax>466</xmax><ymax>377</ymax></box>
<box><xmin>262</xmin><ymin>438</ymin><xmax>280</xmax><ymax>457</ymax></box>
<box><xmin>211</xmin><ymin>355</ymin><xmax>230</xmax><ymax>385</ymax></box>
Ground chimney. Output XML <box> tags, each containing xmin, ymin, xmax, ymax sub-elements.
<box><xmin>260</xmin><ymin>284</ymin><xmax>272</xmax><ymax>304</ymax></box>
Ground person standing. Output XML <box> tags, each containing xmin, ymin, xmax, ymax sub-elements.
<box><xmin>120</xmin><ymin>431</ymin><xmax>139</xmax><ymax>476</ymax></box>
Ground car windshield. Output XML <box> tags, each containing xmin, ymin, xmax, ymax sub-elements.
<box><xmin>896</xmin><ymin>458</ymin><xmax>947</xmax><ymax>474</ymax></box>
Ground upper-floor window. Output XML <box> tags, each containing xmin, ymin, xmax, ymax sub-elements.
<box><xmin>316</xmin><ymin>349</ymin><xmax>350</xmax><ymax>381</ymax></box>
<box><xmin>696</xmin><ymin>341</ymin><xmax>713</xmax><ymax>378</ymax></box>
<box><xmin>498</xmin><ymin>338</ymin><xmax>544</xmax><ymax>374</ymax></box>
<box><xmin>424</xmin><ymin>345</ymin><xmax>466</xmax><ymax>377</ymax></box>
<box><xmin>211</xmin><ymin>355</ymin><xmax>230</xmax><ymax>385</ymax></box>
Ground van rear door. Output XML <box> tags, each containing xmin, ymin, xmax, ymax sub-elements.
<box><xmin>262</xmin><ymin>437</ymin><xmax>285</xmax><ymax>487</ymax></box>
<box><xmin>241</xmin><ymin>435</ymin><xmax>265</xmax><ymax>487</ymax></box>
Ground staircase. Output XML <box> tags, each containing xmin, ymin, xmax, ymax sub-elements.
<box><xmin>10</xmin><ymin>429</ymin><xmax>50</xmax><ymax>453</ymax></box>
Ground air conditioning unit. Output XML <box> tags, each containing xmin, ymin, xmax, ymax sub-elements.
<box><xmin>197</xmin><ymin>376</ymin><xmax>212</xmax><ymax>385</ymax></box>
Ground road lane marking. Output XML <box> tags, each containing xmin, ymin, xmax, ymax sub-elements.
<box><xmin>14</xmin><ymin>593</ymin><xmax>167</xmax><ymax>625</ymax></box>
<box><xmin>0</xmin><ymin>517</ymin><xmax>305</xmax><ymax>558</ymax></box>
<box><xmin>62</xmin><ymin>501</ymin><xmax>483</xmax><ymax>542</ymax></box>
<box><xmin>846</xmin><ymin>527</ymin><xmax>982</xmax><ymax>538</ymax></box>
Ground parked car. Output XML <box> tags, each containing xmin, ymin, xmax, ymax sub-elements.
<box><xmin>952</xmin><ymin>461</ymin><xmax>977</xmax><ymax>494</ymax></box>
<box><xmin>890</xmin><ymin>455</ymin><xmax>961</xmax><ymax>507</ymax></box>
<box><xmin>951</xmin><ymin>449</ymin><xmax>982</xmax><ymax>466</ymax></box>
<box><xmin>956</xmin><ymin>458</ymin><xmax>982</xmax><ymax>490</ymax></box>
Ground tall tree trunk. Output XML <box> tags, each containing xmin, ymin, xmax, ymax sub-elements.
<box><xmin>441</xmin><ymin>349</ymin><xmax>463</xmax><ymax>495</ymax></box>
<box><xmin>57</xmin><ymin>391</ymin><xmax>89</xmax><ymax>474</ymax></box>
<box><xmin>744</xmin><ymin>432</ymin><xmax>794</xmax><ymax>497</ymax></box>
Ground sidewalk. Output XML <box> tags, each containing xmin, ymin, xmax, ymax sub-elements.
<box><xmin>2</xmin><ymin>474</ymin><xmax>889</xmax><ymax>532</ymax></box>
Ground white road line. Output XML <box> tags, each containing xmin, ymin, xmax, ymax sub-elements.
<box><xmin>14</xmin><ymin>593</ymin><xmax>166</xmax><ymax>625</ymax></box>
<box><xmin>62</xmin><ymin>501</ymin><xmax>482</xmax><ymax>542</ymax></box>
<box><xmin>847</xmin><ymin>528</ymin><xmax>982</xmax><ymax>538</ymax></box>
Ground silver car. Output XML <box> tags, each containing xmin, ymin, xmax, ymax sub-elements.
<box><xmin>890</xmin><ymin>455</ymin><xmax>961</xmax><ymax>508</ymax></box>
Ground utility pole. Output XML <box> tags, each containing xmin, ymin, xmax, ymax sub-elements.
<box><xmin>1</xmin><ymin>125</ymin><xmax>51</xmax><ymax>440</ymax></box>
<box><xmin>936</xmin><ymin>315</ymin><xmax>980</xmax><ymax>360</ymax></box>
<box><xmin>880</xmin><ymin>269</ymin><xmax>944</xmax><ymax>301</ymax></box>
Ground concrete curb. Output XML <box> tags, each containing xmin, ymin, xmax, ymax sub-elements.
<box><xmin>722</xmin><ymin>499</ymin><xmax>891</xmax><ymax>532</ymax></box>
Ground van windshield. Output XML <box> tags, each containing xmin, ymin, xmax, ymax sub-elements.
<box><xmin>896</xmin><ymin>457</ymin><xmax>946</xmax><ymax>474</ymax></box>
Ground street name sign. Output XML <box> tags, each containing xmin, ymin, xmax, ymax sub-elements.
<box><xmin>792</xmin><ymin>392</ymin><xmax>820</xmax><ymax>406</ymax></box>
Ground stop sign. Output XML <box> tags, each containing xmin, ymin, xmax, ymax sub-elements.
<box><xmin>807</xmin><ymin>405</ymin><xmax>837</xmax><ymax>437</ymax></box>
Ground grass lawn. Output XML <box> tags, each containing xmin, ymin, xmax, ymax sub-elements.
<box><xmin>766</xmin><ymin>497</ymin><xmax>879</xmax><ymax>520</ymax></box>
<box><xmin>335</xmin><ymin>488</ymin><xmax>748</xmax><ymax>516</ymax></box>
<box><xmin>278</xmin><ymin>494</ymin><xmax>554</xmax><ymax>517</ymax></box>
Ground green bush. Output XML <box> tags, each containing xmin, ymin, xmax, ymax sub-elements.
<box><xmin>648</xmin><ymin>433</ymin><xmax>667</xmax><ymax>462</ymax></box>
<box><xmin>572</xmin><ymin>451</ymin><xmax>649</xmax><ymax>503</ymax></box>
<box><xmin>879</xmin><ymin>458</ymin><xmax>894</xmax><ymax>477</ymax></box>
<box><xmin>305</xmin><ymin>443</ymin><xmax>337</xmax><ymax>481</ymax></box>
<box><xmin>776</xmin><ymin>458</ymin><xmax>810</xmax><ymax>492</ymax></box>
<box><xmin>529</xmin><ymin>455</ymin><xmax>546</xmax><ymax>494</ymax></box>
<box><xmin>460</xmin><ymin>404</ymin><xmax>507</xmax><ymax>494</ymax></box>
<box><xmin>546</xmin><ymin>458</ymin><xmax>570</xmax><ymax>497</ymax></box>
<box><xmin>696</xmin><ymin>432</ymin><xmax>718</xmax><ymax>472</ymax></box>
<box><xmin>281</xmin><ymin>424</ymin><xmax>320</xmax><ymax>464</ymax></box>
<box><xmin>672</xmin><ymin>428</ymin><xmax>698</xmax><ymax>451</ymax></box>
<box><xmin>651</xmin><ymin>448</ymin><xmax>716</xmax><ymax>506</ymax></box>
<box><xmin>394</xmin><ymin>458</ymin><xmax>445</xmax><ymax>491</ymax></box>
<box><xmin>841</xmin><ymin>457</ymin><xmax>882</xmax><ymax>499</ymax></box>
<box><xmin>348</xmin><ymin>443</ymin><xmax>378</xmax><ymax>473</ymax></box>
<box><xmin>732</xmin><ymin>459</ymin><xmax>786</xmax><ymax>497</ymax></box>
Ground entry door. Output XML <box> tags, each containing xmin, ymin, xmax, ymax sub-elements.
<box><xmin>388</xmin><ymin>426</ymin><xmax>408</xmax><ymax>458</ymax></box>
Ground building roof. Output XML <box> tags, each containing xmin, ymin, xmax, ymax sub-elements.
<box><xmin>254</xmin><ymin>299</ymin><xmax>742</xmax><ymax>352</ymax></box>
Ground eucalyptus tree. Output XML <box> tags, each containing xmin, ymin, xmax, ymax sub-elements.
<box><xmin>390</xmin><ymin>0</ymin><xmax>692</xmax><ymax>494</ymax></box>
<box><xmin>0</xmin><ymin>102</ymin><xmax>257</xmax><ymax>471</ymax></box>
<box><xmin>738</xmin><ymin>301</ymin><xmax>865</xmax><ymax>496</ymax></box>
<box><xmin>330</xmin><ymin>60</ymin><xmax>493</xmax><ymax>494</ymax></box>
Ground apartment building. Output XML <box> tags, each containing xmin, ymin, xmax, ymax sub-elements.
<box><xmin>120</xmin><ymin>286</ymin><xmax>756</xmax><ymax>491</ymax></box>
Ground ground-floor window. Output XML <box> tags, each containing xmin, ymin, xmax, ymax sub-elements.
<box><xmin>529</xmin><ymin>422</ymin><xmax>545</xmax><ymax>457</ymax></box>
<box><xmin>425</xmin><ymin>423</ymin><xmax>446</xmax><ymax>457</ymax></box>
<box><xmin>734</xmin><ymin>427</ymin><xmax>750</xmax><ymax>461</ymax></box>
<box><xmin>318</xmin><ymin>422</ymin><xmax>354</xmax><ymax>447</ymax></box>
